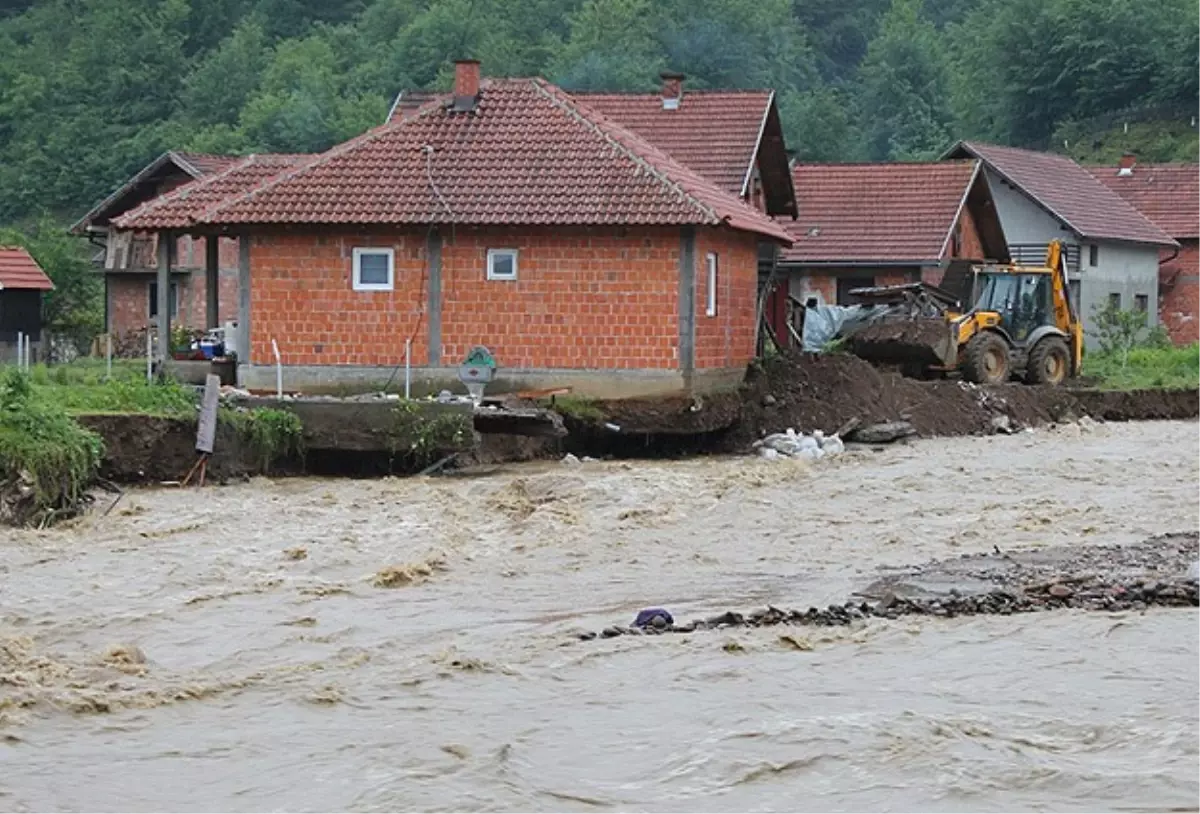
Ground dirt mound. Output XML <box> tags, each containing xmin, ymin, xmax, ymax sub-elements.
<box><xmin>1071</xmin><ymin>388</ymin><xmax>1199</xmax><ymax>421</ymax></box>
<box><xmin>75</xmin><ymin>414</ymin><xmax>260</xmax><ymax>483</ymax></box>
<box><xmin>730</xmin><ymin>353</ymin><xmax>1086</xmax><ymax>447</ymax></box>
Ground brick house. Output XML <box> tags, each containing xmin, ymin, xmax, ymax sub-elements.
<box><xmin>776</xmin><ymin>161</ymin><xmax>1009</xmax><ymax>309</ymax></box>
<box><xmin>0</xmin><ymin>246</ymin><xmax>54</xmax><ymax>360</ymax></box>
<box><xmin>1087</xmin><ymin>156</ymin><xmax>1199</xmax><ymax>345</ymax></box>
<box><xmin>943</xmin><ymin>142</ymin><xmax>1178</xmax><ymax>347</ymax></box>
<box><xmin>73</xmin><ymin>151</ymin><xmax>305</xmax><ymax>344</ymax></box>
<box><xmin>117</xmin><ymin>62</ymin><xmax>793</xmax><ymax>397</ymax></box>
<box><xmin>391</xmin><ymin>72</ymin><xmax>800</xmax><ymax>346</ymax></box>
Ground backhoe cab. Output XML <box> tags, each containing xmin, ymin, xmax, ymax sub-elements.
<box><xmin>846</xmin><ymin>240</ymin><xmax>1084</xmax><ymax>386</ymax></box>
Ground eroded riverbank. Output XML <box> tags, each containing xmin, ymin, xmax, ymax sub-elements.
<box><xmin>1</xmin><ymin>420</ymin><xmax>1197</xmax><ymax>811</ymax></box>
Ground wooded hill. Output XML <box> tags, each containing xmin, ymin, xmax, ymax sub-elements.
<box><xmin>0</xmin><ymin>0</ymin><xmax>1196</xmax><ymax>226</ymax></box>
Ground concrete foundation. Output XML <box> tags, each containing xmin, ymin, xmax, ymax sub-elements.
<box><xmin>237</xmin><ymin>364</ymin><xmax>748</xmax><ymax>399</ymax></box>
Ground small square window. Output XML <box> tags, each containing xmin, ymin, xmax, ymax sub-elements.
<box><xmin>488</xmin><ymin>248</ymin><xmax>518</xmax><ymax>281</ymax></box>
<box><xmin>1134</xmin><ymin>294</ymin><xmax>1148</xmax><ymax>313</ymax></box>
<box><xmin>1108</xmin><ymin>292</ymin><xmax>1121</xmax><ymax>310</ymax></box>
<box><xmin>705</xmin><ymin>252</ymin><xmax>718</xmax><ymax>317</ymax></box>
<box><xmin>1089</xmin><ymin>245</ymin><xmax>1099</xmax><ymax>266</ymax></box>
<box><xmin>353</xmin><ymin>247</ymin><xmax>394</xmax><ymax>291</ymax></box>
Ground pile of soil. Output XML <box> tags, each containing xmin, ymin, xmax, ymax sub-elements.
<box><xmin>728</xmin><ymin>352</ymin><xmax>1083</xmax><ymax>447</ymax></box>
<box><xmin>1071</xmin><ymin>388</ymin><xmax>1199</xmax><ymax>421</ymax></box>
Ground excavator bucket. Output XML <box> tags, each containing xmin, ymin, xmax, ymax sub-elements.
<box><xmin>838</xmin><ymin>282</ymin><xmax>960</xmax><ymax>371</ymax></box>
<box><xmin>846</xmin><ymin>316</ymin><xmax>959</xmax><ymax>370</ymax></box>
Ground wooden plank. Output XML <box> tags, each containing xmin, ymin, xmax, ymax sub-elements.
<box><xmin>195</xmin><ymin>373</ymin><xmax>220</xmax><ymax>454</ymax></box>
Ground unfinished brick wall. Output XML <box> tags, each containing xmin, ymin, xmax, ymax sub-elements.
<box><xmin>1159</xmin><ymin>240</ymin><xmax>1198</xmax><ymax>345</ymax></box>
<box><xmin>440</xmin><ymin>226</ymin><xmax>684</xmax><ymax>370</ymax></box>
<box><xmin>246</xmin><ymin>225</ymin><xmax>763</xmax><ymax>373</ymax></box>
<box><xmin>105</xmin><ymin>235</ymin><xmax>240</xmax><ymax>336</ymax></box>
<box><xmin>694</xmin><ymin>228</ymin><xmax>760</xmax><ymax>369</ymax></box>
<box><xmin>951</xmin><ymin>206</ymin><xmax>985</xmax><ymax>260</ymax></box>
<box><xmin>249</xmin><ymin>231</ymin><xmax>429</xmax><ymax>367</ymax></box>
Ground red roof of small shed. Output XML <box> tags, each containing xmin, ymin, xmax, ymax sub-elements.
<box><xmin>0</xmin><ymin>247</ymin><xmax>54</xmax><ymax>290</ymax></box>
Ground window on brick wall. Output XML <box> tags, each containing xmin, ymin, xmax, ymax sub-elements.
<box><xmin>148</xmin><ymin>281</ymin><xmax>179</xmax><ymax>319</ymax></box>
<box><xmin>705</xmin><ymin>252</ymin><xmax>718</xmax><ymax>316</ymax></box>
<box><xmin>487</xmin><ymin>248</ymin><xmax>518</xmax><ymax>281</ymax></box>
<box><xmin>353</xmin><ymin>247</ymin><xmax>394</xmax><ymax>291</ymax></box>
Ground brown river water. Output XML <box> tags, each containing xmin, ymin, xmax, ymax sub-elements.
<box><xmin>2</xmin><ymin>420</ymin><xmax>1198</xmax><ymax>812</ymax></box>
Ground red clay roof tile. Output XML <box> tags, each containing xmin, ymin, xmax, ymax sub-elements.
<box><xmin>199</xmin><ymin>78</ymin><xmax>791</xmax><ymax>243</ymax></box>
<box><xmin>1086</xmin><ymin>163</ymin><xmax>1199</xmax><ymax>239</ymax></box>
<box><xmin>951</xmin><ymin>142</ymin><xmax>1176</xmax><ymax>247</ymax></box>
<box><xmin>173</xmin><ymin>152</ymin><xmax>243</xmax><ymax>177</ymax></box>
<box><xmin>574</xmin><ymin>90</ymin><xmax>773</xmax><ymax>197</ymax></box>
<box><xmin>115</xmin><ymin>154</ymin><xmax>311</xmax><ymax>231</ymax></box>
<box><xmin>778</xmin><ymin>161</ymin><xmax>979</xmax><ymax>264</ymax></box>
<box><xmin>0</xmin><ymin>247</ymin><xmax>54</xmax><ymax>290</ymax></box>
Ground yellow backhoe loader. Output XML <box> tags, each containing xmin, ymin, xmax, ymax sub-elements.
<box><xmin>844</xmin><ymin>240</ymin><xmax>1083</xmax><ymax>385</ymax></box>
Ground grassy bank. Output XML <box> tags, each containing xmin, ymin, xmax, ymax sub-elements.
<box><xmin>1082</xmin><ymin>344</ymin><xmax>1199</xmax><ymax>390</ymax></box>
<box><xmin>0</xmin><ymin>369</ymin><xmax>104</xmax><ymax>526</ymax></box>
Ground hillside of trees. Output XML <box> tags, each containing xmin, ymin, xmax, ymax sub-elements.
<box><xmin>0</xmin><ymin>0</ymin><xmax>1196</xmax><ymax>227</ymax></box>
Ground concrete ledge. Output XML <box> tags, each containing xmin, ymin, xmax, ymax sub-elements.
<box><xmin>238</xmin><ymin>364</ymin><xmax>748</xmax><ymax>399</ymax></box>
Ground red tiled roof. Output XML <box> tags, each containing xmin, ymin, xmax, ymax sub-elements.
<box><xmin>778</xmin><ymin>161</ymin><xmax>980</xmax><ymax>264</ymax></box>
<box><xmin>0</xmin><ymin>247</ymin><xmax>54</xmax><ymax>290</ymax></box>
<box><xmin>1086</xmin><ymin>163</ymin><xmax>1199</xmax><ymax>239</ymax></box>
<box><xmin>114</xmin><ymin>154</ymin><xmax>311</xmax><ymax>231</ymax></box>
<box><xmin>173</xmin><ymin>151</ymin><xmax>243</xmax><ymax>177</ymax></box>
<box><xmin>575</xmin><ymin>90</ymin><xmax>774</xmax><ymax>198</ymax></box>
<box><xmin>949</xmin><ymin>141</ymin><xmax>1176</xmax><ymax>247</ymax></box>
<box><xmin>199</xmin><ymin>79</ymin><xmax>791</xmax><ymax>242</ymax></box>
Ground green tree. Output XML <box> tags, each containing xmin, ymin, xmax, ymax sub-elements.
<box><xmin>856</xmin><ymin>0</ymin><xmax>953</xmax><ymax>159</ymax></box>
<box><xmin>551</xmin><ymin>0</ymin><xmax>664</xmax><ymax>90</ymax></box>
<box><xmin>181</xmin><ymin>16</ymin><xmax>270</xmax><ymax>128</ymax></box>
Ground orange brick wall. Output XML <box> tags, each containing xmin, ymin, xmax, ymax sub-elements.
<box><xmin>1160</xmin><ymin>240</ymin><xmax>1198</xmax><ymax>345</ymax></box>
<box><xmin>439</xmin><ymin>227</ymin><xmax>681</xmax><ymax>370</ymax></box>
<box><xmin>249</xmin><ymin>231</ymin><xmax>429</xmax><ymax>366</ymax></box>
<box><xmin>246</xmin><ymin>225</ymin><xmax>762</xmax><ymax>372</ymax></box>
<box><xmin>695</xmin><ymin>229</ymin><xmax>761</xmax><ymax>369</ymax></box>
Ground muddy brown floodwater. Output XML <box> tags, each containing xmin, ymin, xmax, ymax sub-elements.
<box><xmin>2</xmin><ymin>421</ymin><xmax>1198</xmax><ymax>812</ymax></box>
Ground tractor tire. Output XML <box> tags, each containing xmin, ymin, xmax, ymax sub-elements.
<box><xmin>961</xmin><ymin>332</ymin><xmax>1011</xmax><ymax>384</ymax></box>
<box><xmin>1025</xmin><ymin>336</ymin><xmax>1071</xmax><ymax>386</ymax></box>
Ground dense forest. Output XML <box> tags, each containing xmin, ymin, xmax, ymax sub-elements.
<box><xmin>0</xmin><ymin>0</ymin><xmax>1197</xmax><ymax>227</ymax></box>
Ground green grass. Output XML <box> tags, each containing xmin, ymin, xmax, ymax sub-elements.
<box><xmin>0</xmin><ymin>369</ymin><xmax>104</xmax><ymax>526</ymax></box>
<box><xmin>8</xmin><ymin>361</ymin><xmax>198</xmax><ymax>417</ymax></box>
<box><xmin>547</xmin><ymin>395</ymin><xmax>605</xmax><ymax>422</ymax></box>
<box><xmin>220</xmin><ymin>407</ymin><xmax>305</xmax><ymax>472</ymax></box>
<box><xmin>1081</xmin><ymin>343</ymin><xmax>1199</xmax><ymax>390</ymax></box>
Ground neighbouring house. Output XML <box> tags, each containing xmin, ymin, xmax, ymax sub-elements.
<box><xmin>0</xmin><ymin>246</ymin><xmax>54</xmax><ymax>361</ymax></box>
<box><xmin>114</xmin><ymin>61</ymin><xmax>794</xmax><ymax>398</ymax></box>
<box><xmin>72</xmin><ymin>151</ymin><xmax>301</xmax><ymax>343</ymax></box>
<box><xmin>390</xmin><ymin>71</ymin><xmax>800</xmax><ymax>346</ymax></box>
<box><xmin>775</xmin><ymin>161</ymin><xmax>1009</xmax><ymax>316</ymax></box>
<box><xmin>1087</xmin><ymin>155</ymin><xmax>1199</xmax><ymax>346</ymax></box>
<box><xmin>943</xmin><ymin>142</ymin><xmax>1178</xmax><ymax>347</ymax></box>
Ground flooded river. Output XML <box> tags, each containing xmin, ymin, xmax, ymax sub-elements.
<box><xmin>2</xmin><ymin>420</ymin><xmax>1198</xmax><ymax>812</ymax></box>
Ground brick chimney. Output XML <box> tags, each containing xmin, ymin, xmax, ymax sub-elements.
<box><xmin>1117</xmin><ymin>151</ymin><xmax>1137</xmax><ymax>176</ymax></box>
<box><xmin>453</xmin><ymin>59</ymin><xmax>480</xmax><ymax>112</ymax></box>
<box><xmin>661</xmin><ymin>71</ymin><xmax>685</xmax><ymax>110</ymax></box>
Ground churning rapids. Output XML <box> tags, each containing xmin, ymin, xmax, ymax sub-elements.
<box><xmin>2</xmin><ymin>420</ymin><xmax>1198</xmax><ymax>812</ymax></box>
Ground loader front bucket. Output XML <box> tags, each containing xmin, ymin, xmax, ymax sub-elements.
<box><xmin>845</xmin><ymin>317</ymin><xmax>958</xmax><ymax>371</ymax></box>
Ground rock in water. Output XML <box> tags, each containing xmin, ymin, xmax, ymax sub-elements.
<box><xmin>848</xmin><ymin>421</ymin><xmax>916</xmax><ymax>444</ymax></box>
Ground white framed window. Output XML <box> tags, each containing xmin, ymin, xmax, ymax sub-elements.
<box><xmin>352</xmin><ymin>247</ymin><xmax>394</xmax><ymax>291</ymax></box>
<box><xmin>487</xmin><ymin>248</ymin><xmax>518</xmax><ymax>281</ymax></box>
<box><xmin>705</xmin><ymin>252</ymin><xmax>718</xmax><ymax>317</ymax></box>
